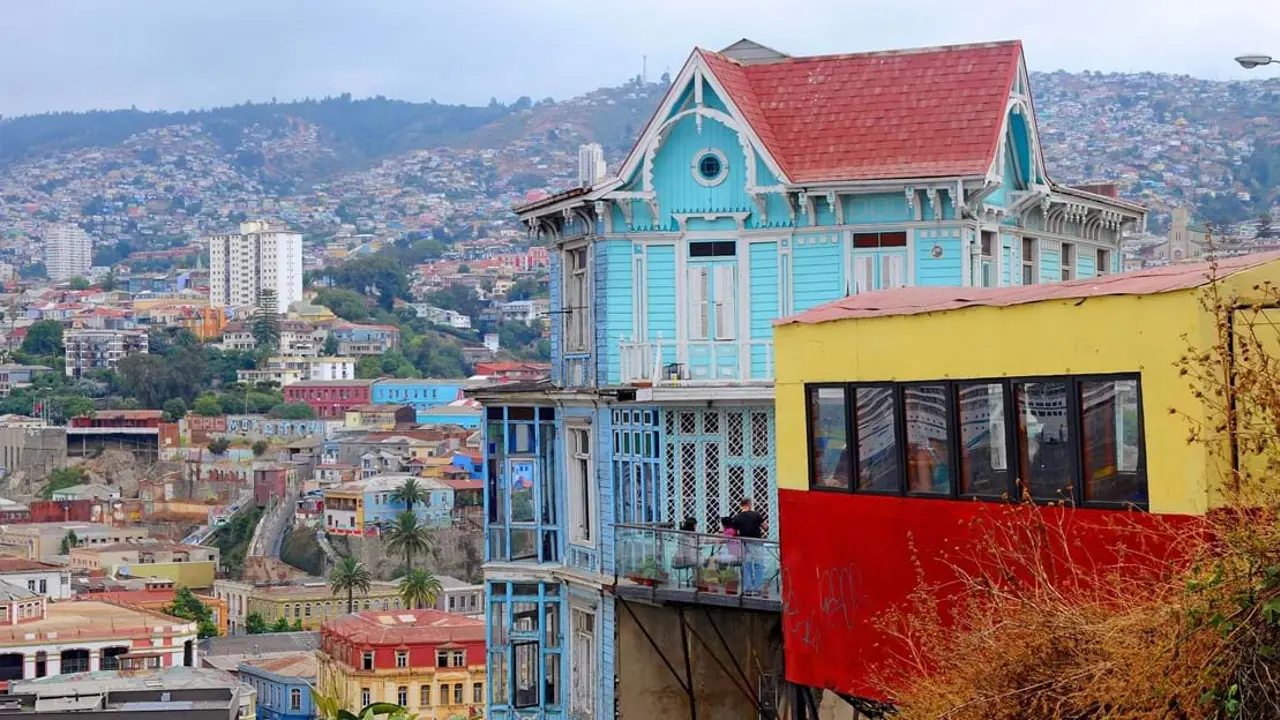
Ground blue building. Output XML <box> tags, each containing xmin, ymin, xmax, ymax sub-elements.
<box><xmin>478</xmin><ymin>38</ymin><xmax>1145</xmax><ymax>720</ymax></box>
<box><xmin>238</xmin><ymin>653</ymin><xmax>317</xmax><ymax>720</ymax></box>
<box><xmin>323</xmin><ymin>473</ymin><xmax>455</xmax><ymax>535</ymax></box>
<box><xmin>371</xmin><ymin>379</ymin><xmax>474</xmax><ymax>425</ymax></box>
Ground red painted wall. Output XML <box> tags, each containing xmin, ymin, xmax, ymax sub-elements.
<box><xmin>28</xmin><ymin>500</ymin><xmax>97</xmax><ymax>523</ymax></box>
<box><xmin>778</xmin><ymin>489</ymin><xmax>1203</xmax><ymax>701</ymax></box>
<box><xmin>283</xmin><ymin>384</ymin><xmax>372</xmax><ymax>419</ymax></box>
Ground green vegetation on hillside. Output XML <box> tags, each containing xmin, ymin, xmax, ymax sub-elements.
<box><xmin>211</xmin><ymin>505</ymin><xmax>263</xmax><ymax>580</ymax></box>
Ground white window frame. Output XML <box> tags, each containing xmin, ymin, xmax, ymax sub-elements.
<box><xmin>712</xmin><ymin>264</ymin><xmax>737</xmax><ymax>341</ymax></box>
<box><xmin>1021</xmin><ymin>237</ymin><xmax>1038</xmax><ymax>286</ymax></box>
<box><xmin>570</xmin><ymin>607</ymin><xmax>597</xmax><ymax>719</ymax></box>
<box><xmin>563</xmin><ymin>244</ymin><xmax>591</xmax><ymax>354</ymax></box>
<box><xmin>1061</xmin><ymin>242</ymin><xmax>1074</xmax><ymax>281</ymax></box>
<box><xmin>567</xmin><ymin>426</ymin><xmax>596</xmax><ymax>547</ymax></box>
<box><xmin>691</xmin><ymin>148</ymin><xmax>729</xmax><ymax>187</ymax></box>
<box><xmin>1097</xmin><ymin>247</ymin><xmax>1111</xmax><ymax>276</ymax></box>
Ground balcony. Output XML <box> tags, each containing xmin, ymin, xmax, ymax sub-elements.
<box><xmin>618</xmin><ymin>337</ymin><xmax>774</xmax><ymax>386</ymax></box>
<box><xmin>614</xmin><ymin>523</ymin><xmax>781</xmax><ymax>612</ymax></box>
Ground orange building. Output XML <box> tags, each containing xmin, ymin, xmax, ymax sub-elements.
<box><xmin>79</xmin><ymin>579</ymin><xmax>230</xmax><ymax>637</ymax></box>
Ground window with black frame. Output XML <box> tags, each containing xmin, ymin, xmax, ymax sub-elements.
<box><xmin>804</xmin><ymin>374</ymin><xmax>1147</xmax><ymax>509</ymax></box>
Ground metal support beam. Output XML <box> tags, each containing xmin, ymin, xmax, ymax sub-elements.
<box><xmin>619</xmin><ymin>599</ymin><xmax>690</xmax><ymax>695</ymax></box>
<box><xmin>703</xmin><ymin>608</ymin><xmax>766</xmax><ymax>714</ymax></box>
<box><xmin>678</xmin><ymin>607</ymin><xmax>698</xmax><ymax>720</ymax></box>
<box><xmin>680</xmin><ymin>610</ymin><xmax>766</xmax><ymax>718</ymax></box>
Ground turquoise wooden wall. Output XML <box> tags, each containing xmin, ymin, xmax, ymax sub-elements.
<box><xmin>600</xmin><ymin>240</ymin><xmax>633</xmax><ymax>385</ymax></box>
<box><xmin>644</xmin><ymin>244</ymin><xmax>677</xmax><ymax>377</ymax></box>
<box><xmin>1078</xmin><ymin>252</ymin><xmax>1096</xmax><ymax>279</ymax></box>
<box><xmin>791</xmin><ymin>234</ymin><xmax>842</xmax><ymax>312</ymax></box>
<box><xmin>1039</xmin><ymin>245</ymin><xmax>1061</xmax><ymax>284</ymax></box>
<box><xmin>651</xmin><ymin>115</ymin><xmax>752</xmax><ymax>219</ymax></box>
<box><xmin>749</xmin><ymin>241</ymin><xmax>778</xmax><ymax>376</ymax></box>
<box><xmin>915</xmin><ymin>228</ymin><xmax>964</xmax><ymax>286</ymax></box>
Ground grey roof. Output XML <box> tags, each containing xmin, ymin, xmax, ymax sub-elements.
<box><xmin>199</xmin><ymin>631</ymin><xmax>319</xmax><ymax>658</ymax></box>
<box><xmin>0</xmin><ymin>580</ymin><xmax>40</xmax><ymax>602</ymax></box>
<box><xmin>436</xmin><ymin>574</ymin><xmax>479</xmax><ymax>590</ymax></box>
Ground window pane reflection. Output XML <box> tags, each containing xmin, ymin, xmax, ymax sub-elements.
<box><xmin>958</xmin><ymin>383</ymin><xmax>1009</xmax><ymax>497</ymax></box>
<box><xmin>904</xmin><ymin>385</ymin><xmax>951</xmax><ymax>495</ymax></box>
<box><xmin>856</xmin><ymin>386</ymin><xmax>900</xmax><ymax>492</ymax></box>
<box><xmin>1080</xmin><ymin>379</ymin><xmax>1146</xmax><ymax>505</ymax></box>
<box><xmin>809</xmin><ymin>387</ymin><xmax>850</xmax><ymax>489</ymax></box>
<box><xmin>1015</xmin><ymin>381</ymin><xmax>1074</xmax><ymax>502</ymax></box>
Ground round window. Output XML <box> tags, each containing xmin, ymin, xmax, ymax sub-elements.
<box><xmin>698</xmin><ymin>154</ymin><xmax>722</xmax><ymax>180</ymax></box>
<box><xmin>693</xmin><ymin>150</ymin><xmax>727</xmax><ymax>186</ymax></box>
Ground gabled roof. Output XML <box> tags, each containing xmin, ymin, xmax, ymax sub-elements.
<box><xmin>696</xmin><ymin>40</ymin><xmax>1022</xmax><ymax>183</ymax></box>
<box><xmin>778</xmin><ymin>251</ymin><xmax>1280</xmax><ymax>326</ymax></box>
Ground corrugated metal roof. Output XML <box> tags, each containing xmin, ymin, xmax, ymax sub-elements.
<box><xmin>777</xmin><ymin>251</ymin><xmax>1280</xmax><ymax>326</ymax></box>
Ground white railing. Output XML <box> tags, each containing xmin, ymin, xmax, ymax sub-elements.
<box><xmin>618</xmin><ymin>335</ymin><xmax>773</xmax><ymax>386</ymax></box>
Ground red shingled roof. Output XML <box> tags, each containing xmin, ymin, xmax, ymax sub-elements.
<box><xmin>778</xmin><ymin>251</ymin><xmax>1280</xmax><ymax>326</ymax></box>
<box><xmin>698</xmin><ymin>41</ymin><xmax>1022</xmax><ymax>183</ymax></box>
<box><xmin>323</xmin><ymin>609</ymin><xmax>484</xmax><ymax>646</ymax></box>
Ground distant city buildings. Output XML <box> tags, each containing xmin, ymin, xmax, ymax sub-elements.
<box><xmin>63</xmin><ymin>329</ymin><xmax>149</xmax><ymax>378</ymax></box>
<box><xmin>207</xmin><ymin>220</ymin><xmax>303</xmax><ymax>312</ymax></box>
<box><xmin>42</xmin><ymin>225</ymin><xmax>92</xmax><ymax>281</ymax></box>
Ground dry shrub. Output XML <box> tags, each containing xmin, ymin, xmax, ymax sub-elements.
<box><xmin>882</xmin><ymin>253</ymin><xmax>1280</xmax><ymax>720</ymax></box>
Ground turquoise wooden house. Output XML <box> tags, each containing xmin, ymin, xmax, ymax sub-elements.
<box><xmin>477</xmin><ymin>38</ymin><xmax>1145</xmax><ymax>720</ymax></box>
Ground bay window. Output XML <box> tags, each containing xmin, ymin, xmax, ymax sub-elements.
<box><xmin>806</xmin><ymin>374</ymin><xmax>1146</xmax><ymax>509</ymax></box>
<box><xmin>564</xmin><ymin>246</ymin><xmax>589</xmax><ymax>353</ymax></box>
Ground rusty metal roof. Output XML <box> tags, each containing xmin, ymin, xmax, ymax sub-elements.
<box><xmin>776</xmin><ymin>251</ymin><xmax>1280</xmax><ymax>327</ymax></box>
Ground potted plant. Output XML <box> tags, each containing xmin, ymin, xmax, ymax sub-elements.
<box><xmin>695</xmin><ymin>567</ymin><xmax>719</xmax><ymax>593</ymax></box>
<box><xmin>720</xmin><ymin>567</ymin><xmax>741</xmax><ymax>595</ymax></box>
<box><xmin>633</xmin><ymin>557</ymin><xmax>668</xmax><ymax>587</ymax></box>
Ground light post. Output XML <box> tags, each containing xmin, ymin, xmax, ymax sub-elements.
<box><xmin>1236</xmin><ymin>54</ymin><xmax>1277</xmax><ymax>69</ymax></box>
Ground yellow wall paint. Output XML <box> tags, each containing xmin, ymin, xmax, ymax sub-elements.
<box><xmin>776</xmin><ymin>263</ymin><xmax>1280</xmax><ymax>515</ymax></box>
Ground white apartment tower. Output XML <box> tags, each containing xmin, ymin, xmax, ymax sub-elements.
<box><xmin>43</xmin><ymin>224</ymin><xmax>92</xmax><ymax>281</ymax></box>
<box><xmin>207</xmin><ymin>220</ymin><xmax>303</xmax><ymax>312</ymax></box>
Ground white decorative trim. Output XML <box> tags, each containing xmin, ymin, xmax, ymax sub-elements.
<box><xmin>691</xmin><ymin>148</ymin><xmax>729</xmax><ymax>187</ymax></box>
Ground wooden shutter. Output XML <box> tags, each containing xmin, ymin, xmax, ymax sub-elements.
<box><xmin>712</xmin><ymin>264</ymin><xmax>737</xmax><ymax>340</ymax></box>
<box><xmin>687</xmin><ymin>266</ymin><xmax>709</xmax><ymax>340</ymax></box>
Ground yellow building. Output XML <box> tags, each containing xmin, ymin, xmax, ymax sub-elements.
<box><xmin>243</xmin><ymin>579</ymin><xmax>403</xmax><ymax>631</ymax></box>
<box><xmin>771</xmin><ymin>251</ymin><xmax>1280</xmax><ymax>699</ymax></box>
<box><xmin>69</xmin><ymin>542</ymin><xmax>221</xmax><ymax>589</ymax></box>
<box><xmin>317</xmin><ymin>609</ymin><xmax>485</xmax><ymax>720</ymax></box>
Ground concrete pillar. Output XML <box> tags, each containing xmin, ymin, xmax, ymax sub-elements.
<box><xmin>89</xmin><ymin>650</ymin><xmax>100</xmax><ymax>672</ymax></box>
<box><xmin>22</xmin><ymin>655</ymin><xmax>34</xmax><ymax>680</ymax></box>
<box><xmin>46</xmin><ymin>655</ymin><xmax>60</xmax><ymax>676</ymax></box>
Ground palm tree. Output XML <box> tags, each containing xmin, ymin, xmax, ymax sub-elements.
<box><xmin>390</xmin><ymin>478</ymin><xmax>429</xmax><ymax>513</ymax></box>
<box><xmin>329</xmin><ymin>556</ymin><xmax>372</xmax><ymax>615</ymax></box>
<box><xmin>384</xmin><ymin>511</ymin><xmax>432</xmax><ymax>571</ymax></box>
<box><xmin>399</xmin><ymin>569</ymin><xmax>443</xmax><ymax>610</ymax></box>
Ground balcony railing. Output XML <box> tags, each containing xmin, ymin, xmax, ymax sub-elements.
<box><xmin>618</xmin><ymin>336</ymin><xmax>774</xmax><ymax>386</ymax></box>
<box><xmin>614</xmin><ymin>523</ymin><xmax>781</xmax><ymax>610</ymax></box>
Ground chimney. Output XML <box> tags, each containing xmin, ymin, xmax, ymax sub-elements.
<box><xmin>578</xmin><ymin>144</ymin><xmax>606</xmax><ymax>188</ymax></box>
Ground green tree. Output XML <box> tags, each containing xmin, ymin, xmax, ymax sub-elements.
<box><xmin>251</xmin><ymin>288</ymin><xmax>281</xmax><ymax>349</ymax></box>
<box><xmin>163</xmin><ymin>398</ymin><xmax>188</xmax><ymax>421</ymax></box>
<box><xmin>20</xmin><ymin>320</ymin><xmax>63</xmax><ymax>358</ymax></box>
<box><xmin>67</xmin><ymin>276</ymin><xmax>91</xmax><ymax>291</ymax></box>
<box><xmin>207</xmin><ymin>436</ymin><xmax>231</xmax><ymax>455</ymax></box>
<box><xmin>333</xmin><ymin>255</ymin><xmax>410</xmax><ymax>311</ymax></box>
<box><xmin>245</xmin><ymin>611</ymin><xmax>269</xmax><ymax>634</ymax></box>
<box><xmin>398</xmin><ymin>569</ymin><xmax>443</xmax><ymax>610</ymax></box>
<box><xmin>41</xmin><ymin>467</ymin><xmax>85</xmax><ymax>500</ymax></box>
<box><xmin>251</xmin><ymin>439</ymin><xmax>269</xmax><ymax>456</ymax></box>
<box><xmin>391</xmin><ymin>478</ymin><xmax>429</xmax><ymax>513</ymax></box>
<box><xmin>315</xmin><ymin>288</ymin><xmax>370</xmax><ymax>322</ymax></box>
<box><xmin>384</xmin><ymin>511</ymin><xmax>432</xmax><ymax>571</ymax></box>
<box><xmin>101</xmin><ymin>271</ymin><xmax>118</xmax><ymax>292</ymax></box>
<box><xmin>59</xmin><ymin>529</ymin><xmax>79</xmax><ymax>555</ymax></box>
<box><xmin>165</xmin><ymin>586</ymin><xmax>219</xmax><ymax>638</ymax></box>
<box><xmin>330</xmin><ymin>556</ymin><xmax>372</xmax><ymax>614</ymax></box>
<box><xmin>292</xmin><ymin>618</ymin><xmax>303</xmax><ymax>631</ymax></box>
<box><xmin>356</xmin><ymin>357</ymin><xmax>382</xmax><ymax>379</ymax></box>
<box><xmin>56</xmin><ymin>395</ymin><xmax>95</xmax><ymax>420</ymax></box>
<box><xmin>193</xmin><ymin>394</ymin><xmax>222</xmax><ymax>416</ymax></box>
<box><xmin>268</xmin><ymin>403</ymin><xmax>316</xmax><ymax>420</ymax></box>
<box><xmin>323</xmin><ymin>333</ymin><xmax>339</xmax><ymax>356</ymax></box>
<box><xmin>271</xmin><ymin>616</ymin><xmax>292</xmax><ymax>632</ymax></box>
<box><xmin>246</xmin><ymin>391</ymin><xmax>280</xmax><ymax>414</ymax></box>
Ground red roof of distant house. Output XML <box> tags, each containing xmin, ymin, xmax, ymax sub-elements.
<box><xmin>323</xmin><ymin>609</ymin><xmax>484</xmax><ymax>646</ymax></box>
<box><xmin>778</xmin><ymin>251</ymin><xmax>1280</xmax><ymax>326</ymax></box>
<box><xmin>0</xmin><ymin>557</ymin><xmax>61</xmax><ymax>573</ymax></box>
<box><xmin>697</xmin><ymin>41</ymin><xmax>1022</xmax><ymax>183</ymax></box>
<box><xmin>439</xmin><ymin>478</ymin><xmax>483</xmax><ymax>492</ymax></box>
<box><xmin>91</xmin><ymin>410</ymin><xmax>164</xmax><ymax>421</ymax></box>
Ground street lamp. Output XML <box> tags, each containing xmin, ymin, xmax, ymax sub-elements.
<box><xmin>1236</xmin><ymin>54</ymin><xmax>1276</xmax><ymax>69</ymax></box>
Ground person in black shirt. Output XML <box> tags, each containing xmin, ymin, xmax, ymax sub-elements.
<box><xmin>731</xmin><ymin>498</ymin><xmax>767</xmax><ymax>596</ymax></box>
<box><xmin>731</xmin><ymin>498</ymin><xmax>765</xmax><ymax>539</ymax></box>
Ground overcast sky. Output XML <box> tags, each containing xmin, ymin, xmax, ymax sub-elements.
<box><xmin>3</xmin><ymin>0</ymin><xmax>1280</xmax><ymax>117</ymax></box>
